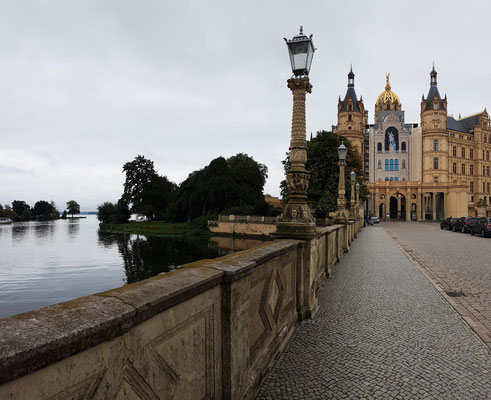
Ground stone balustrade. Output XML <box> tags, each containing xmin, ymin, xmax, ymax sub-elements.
<box><xmin>0</xmin><ymin>221</ymin><xmax>362</xmax><ymax>399</ymax></box>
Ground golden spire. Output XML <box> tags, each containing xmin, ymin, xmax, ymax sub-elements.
<box><xmin>385</xmin><ymin>73</ymin><xmax>391</xmax><ymax>90</ymax></box>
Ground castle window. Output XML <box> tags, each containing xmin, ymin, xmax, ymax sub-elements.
<box><xmin>433</xmin><ymin>157</ymin><xmax>439</xmax><ymax>169</ymax></box>
<box><xmin>433</xmin><ymin>103</ymin><xmax>438</xmax><ymax>110</ymax></box>
<box><xmin>470</xmin><ymin>164</ymin><xmax>474</xmax><ymax>175</ymax></box>
<box><xmin>462</xmin><ymin>147</ymin><xmax>466</xmax><ymax>158</ymax></box>
<box><xmin>461</xmin><ymin>163</ymin><xmax>465</xmax><ymax>174</ymax></box>
<box><xmin>433</xmin><ymin>113</ymin><xmax>437</xmax><ymax>120</ymax></box>
<box><xmin>452</xmin><ymin>146</ymin><xmax>457</xmax><ymax>157</ymax></box>
<box><xmin>484</xmin><ymin>166</ymin><xmax>486</xmax><ymax>175</ymax></box>
<box><xmin>390</xmin><ymin>177</ymin><xmax>394</xmax><ymax>181</ymax></box>
<box><xmin>401</xmin><ymin>142</ymin><xmax>407</xmax><ymax>152</ymax></box>
<box><xmin>485</xmin><ymin>135</ymin><xmax>488</xmax><ymax>144</ymax></box>
<box><xmin>395</xmin><ymin>177</ymin><xmax>399</xmax><ymax>181</ymax></box>
<box><xmin>387</xmin><ymin>104</ymin><xmax>390</xmax><ymax>110</ymax></box>
<box><xmin>378</xmin><ymin>160</ymin><xmax>382</xmax><ymax>169</ymax></box>
<box><xmin>385</xmin><ymin>177</ymin><xmax>389</xmax><ymax>181</ymax></box>
<box><xmin>488</xmin><ymin>166</ymin><xmax>490</xmax><ymax>177</ymax></box>
<box><xmin>470</xmin><ymin>149</ymin><xmax>474</xmax><ymax>159</ymax></box>
<box><xmin>402</xmin><ymin>160</ymin><xmax>406</xmax><ymax>169</ymax></box>
<box><xmin>390</xmin><ymin>159</ymin><xmax>394</xmax><ymax>171</ymax></box>
<box><xmin>487</xmin><ymin>151</ymin><xmax>490</xmax><ymax>161</ymax></box>
<box><xmin>385</xmin><ymin>159</ymin><xmax>389</xmax><ymax>171</ymax></box>
<box><xmin>434</xmin><ymin>176</ymin><xmax>439</xmax><ymax>183</ymax></box>
<box><xmin>433</xmin><ymin>140</ymin><xmax>438</xmax><ymax>151</ymax></box>
<box><xmin>488</xmin><ymin>183</ymin><xmax>490</xmax><ymax>193</ymax></box>
<box><xmin>484</xmin><ymin>182</ymin><xmax>486</xmax><ymax>193</ymax></box>
<box><xmin>348</xmin><ymin>114</ymin><xmax>352</xmax><ymax>121</ymax></box>
<box><xmin>348</xmin><ymin>126</ymin><xmax>352</xmax><ymax>130</ymax></box>
<box><xmin>452</xmin><ymin>162</ymin><xmax>457</xmax><ymax>174</ymax></box>
<box><xmin>377</xmin><ymin>142</ymin><xmax>382</xmax><ymax>152</ymax></box>
<box><xmin>395</xmin><ymin>159</ymin><xmax>399</xmax><ymax>171</ymax></box>
<box><xmin>470</xmin><ymin>182</ymin><xmax>474</xmax><ymax>193</ymax></box>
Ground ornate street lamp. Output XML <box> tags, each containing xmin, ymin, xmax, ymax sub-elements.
<box><xmin>276</xmin><ymin>26</ymin><xmax>316</xmax><ymax>237</ymax></box>
<box><xmin>334</xmin><ymin>142</ymin><xmax>348</xmax><ymax>223</ymax></box>
<box><xmin>355</xmin><ymin>182</ymin><xmax>360</xmax><ymax>219</ymax></box>
<box><xmin>350</xmin><ymin>170</ymin><xmax>356</xmax><ymax>211</ymax></box>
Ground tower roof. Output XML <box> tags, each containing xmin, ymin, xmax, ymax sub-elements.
<box><xmin>424</xmin><ymin>65</ymin><xmax>445</xmax><ymax>111</ymax></box>
<box><xmin>376</xmin><ymin>73</ymin><xmax>400</xmax><ymax>105</ymax></box>
<box><xmin>340</xmin><ymin>66</ymin><xmax>360</xmax><ymax>112</ymax></box>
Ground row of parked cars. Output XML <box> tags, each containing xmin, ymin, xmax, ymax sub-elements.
<box><xmin>440</xmin><ymin>216</ymin><xmax>491</xmax><ymax>237</ymax></box>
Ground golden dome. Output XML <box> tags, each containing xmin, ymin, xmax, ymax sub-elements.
<box><xmin>376</xmin><ymin>73</ymin><xmax>400</xmax><ymax>105</ymax></box>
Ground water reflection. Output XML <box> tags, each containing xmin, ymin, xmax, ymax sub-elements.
<box><xmin>33</xmin><ymin>221</ymin><xmax>56</xmax><ymax>242</ymax></box>
<box><xmin>97</xmin><ymin>233</ymin><xmax>220</xmax><ymax>284</ymax></box>
<box><xmin>12</xmin><ymin>224</ymin><xmax>29</xmax><ymax>243</ymax></box>
<box><xmin>66</xmin><ymin>220</ymin><xmax>80</xmax><ymax>240</ymax></box>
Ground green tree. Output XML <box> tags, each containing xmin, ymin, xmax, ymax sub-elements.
<box><xmin>167</xmin><ymin>153</ymin><xmax>268</xmax><ymax>222</ymax></box>
<box><xmin>97</xmin><ymin>199</ymin><xmax>130</xmax><ymax>224</ymax></box>
<box><xmin>32</xmin><ymin>200</ymin><xmax>58</xmax><ymax>221</ymax></box>
<box><xmin>66</xmin><ymin>200</ymin><xmax>81</xmax><ymax>217</ymax></box>
<box><xmin>281</xmin><ymin>131</ymin><xmax>367</xmax><ymax>217</ymax></box>
<box><xmin>122</xmin><ymin>155</ymin><xmax>176</xmax><ymax>220</ymax></box>
<box><xmin>11</xmin><ymin>200</ymin><xmax>31</xmax><ymax>220</ymax></box>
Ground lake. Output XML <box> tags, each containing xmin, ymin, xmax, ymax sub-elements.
<box><xmin>0</xmin><ymin>215</ymin><xmax>264</xmax><ymax>318</ymax></box>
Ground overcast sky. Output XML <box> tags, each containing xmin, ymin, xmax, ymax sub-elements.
<box><xmin>1</xmin><ymin>1</ymin><xmax>489</xmax><ymax>211</ymax></box>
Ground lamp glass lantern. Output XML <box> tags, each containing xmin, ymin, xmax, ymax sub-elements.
<box><xmin>350</xmin><ymin>170</ymin><xmax>356</xmax><ymax>184</ymax></box>
<box><xmin>337</xmin><ymin>142</ymin><xmax>347</xmax><ymax>162</ymax></box>
<box><xmin>355</xmin><ymin>182</ymin><xmax>360</xmax><ymax>192</ymax></box>
<box><xmin>284</xmin><ymin>26</ymin><xmax>315</xmax><ymax>77</ymax></box>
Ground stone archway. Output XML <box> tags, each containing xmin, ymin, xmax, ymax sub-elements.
<box><xmin>379</xmin><ymin>203</ymin><xmax>385</xmax><ymax>219</ymax></box>
<box><xmin>389</xmin><ymin>196</ymin><xmax>398</xmax><ymax>219</ymax></box>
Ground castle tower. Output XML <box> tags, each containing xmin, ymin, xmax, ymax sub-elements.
<box><xmin>420</xmin><ymin>64</ymin><xmax>448</xmax><ymax>184</ymax></box>
<box><xmin>374</xmin><ymin>74</ymin><xmax>401</xmax><ymax>123</ymax></box>
<box><xmin>335</xmin><ymin>66</ymin><xmax>366</xmax><ymax>157</ymax></box>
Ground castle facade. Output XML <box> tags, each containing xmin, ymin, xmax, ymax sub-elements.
<box><xmin>335</xmin><ymin>66</ymin><xmax>491</xmax><ymax>220</ymax></box>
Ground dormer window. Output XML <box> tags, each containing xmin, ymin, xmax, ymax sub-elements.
<box><xmin>348</xmin><ymin>114</ymin><xmax>352</xmax><ymax>122</ymax></box>
<box><xmin>433</xmin><ymin>113</ymin><xmax>437</xmax><ymax>120</ymax></box>
<box><xmin>348</xmin><ymin>104</ymin><xmax>352</xmax><ymax>111</ymax></box>
<box><xmin>433</xmin><ymin>103</ymin><xmax>438</xmax><ymax>110</ymax></box>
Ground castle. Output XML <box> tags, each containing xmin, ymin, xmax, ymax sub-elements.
<box><xmin>334</xmin><ymin>66</ymin><xmax>491</xmax><ymax>220</ymax></box>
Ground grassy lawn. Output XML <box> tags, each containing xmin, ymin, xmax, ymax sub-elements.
<box><xmin>99</xmin><ymin>221</ymin><xmax>210</xmax><ymax>237</ymax></box>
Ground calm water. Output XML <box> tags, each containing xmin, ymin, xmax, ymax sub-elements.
<box><xmin>0</xmin><ymin>215</ymin><xmax>263</xmax><ymax>318</ymax></box>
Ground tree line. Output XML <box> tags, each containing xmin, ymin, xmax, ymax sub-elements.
<box><xmin>0</xmin><ymin>200</ymin><xmax>81</xmax><ymax>221</ymax></box>
<box><xmin>97</xmin><ymin>153</ymin><xmax>277</xmax><ymax>225</ymax></box>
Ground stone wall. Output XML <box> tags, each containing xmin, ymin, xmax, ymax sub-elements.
<box><xmin>0</xmin><ymin>222</ymin><xmax>361</xmax><ymax>399</ymax></box>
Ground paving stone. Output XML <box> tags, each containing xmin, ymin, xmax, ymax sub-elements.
<box><xmin>256</xmin><ymin>224</ymin><xmax>491</xmax><ymax>399</ymax></box>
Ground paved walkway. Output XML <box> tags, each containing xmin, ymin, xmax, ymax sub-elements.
<box><xmin>256</xmin><ymin>226</ymin><xmax>491</xmax><ymax>399</ymax></box>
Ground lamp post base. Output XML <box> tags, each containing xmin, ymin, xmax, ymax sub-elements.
<box><xmin>275</xmin><ymin>202</ymin><xmax>316</xmax><ymax>238</ymax></box>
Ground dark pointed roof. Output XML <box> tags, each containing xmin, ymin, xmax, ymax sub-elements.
<box><xmin>424</xmin><ymin>85</ymin><xmax>445</xmax><ymax>111</ymax></box>
<box><xmin>447</xmin><ymin>113</ymin><xmax>483</xmax><ymax>133</ymax></box>
<box><xmin>340</xmin><ymin>66</ymin><xmax>359</xmax><ymax>112</ymax></box>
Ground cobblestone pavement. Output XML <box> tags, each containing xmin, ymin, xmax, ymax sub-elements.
<box><xmin>383</xmin><ymin>221</ymin><xmax>491</xmax><ymax>349</ymax></box>
<box><xmin>256</xmin><ymin>226</ymin><xmax>491</xmax><ymax>399</ymax></box>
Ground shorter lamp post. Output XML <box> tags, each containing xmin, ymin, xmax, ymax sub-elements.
<box><xmin>355</xmin><ymin>182</ymin><xmax>360</xmax><ymax>219</ymax></box>
<box><xmin>350</xmin><ymin>170</ymin><xmax>356</xmax><ymax>212</ymax></box>
<box><xmin>334</xmin><ymin>142</ymin><xmax>348</xmax><ymax>223</ymax></box>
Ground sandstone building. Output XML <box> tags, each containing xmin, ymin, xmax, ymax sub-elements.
<box><xmin>335</xmin><ymin>66</ymin><xmax>491</xmax><ymax>220</ymax></box>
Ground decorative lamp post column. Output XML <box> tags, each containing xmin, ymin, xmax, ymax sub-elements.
<box><xmin>355</xmin><ymin>182</ymin><xmax>360</xmax><ymax>219</ymax></box>
<box><xmin>350</xmin><ymin>170</ymin><xmax>356</xmax><ymax>212</ymax></box>
<box><xmin>276</xmin><ymin>26</ymin><xmax>316</xmax><ymax>237</ymax></box>
<box><xmin>334</xmin><ymin>142</ymin><xmax>348</xmax><ymax>223</ymax></box>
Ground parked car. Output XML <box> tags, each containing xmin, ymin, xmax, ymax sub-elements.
<box><xmin>470</xmin><ymin>217</ymin><xmax>491</xmax><ymax>237</ymax></box>
<box><xmin>440</xmin><ymin>217</ymin><xmax>458</xmax><ymax>230</ymax></box>
<box><xmin>455</xmin><ymin>217</ymin><xmax>478</xmax><ymax>233</ymax></box>
<box><xmin>451</xmin><ymin>217</ymin><xmax>466</xmax><ymax>232</ymax></box>
<box><xmin>370</xmin><ymin>216</ymin><xmax>380</xmax><ymax>224</ymax></box>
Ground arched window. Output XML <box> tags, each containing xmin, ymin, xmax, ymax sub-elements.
<box><xmin>390</xmin><ymin>177</ymin><xmax>394</xmax><ymax>181</ymax></box>
<box><xmin>402</xmin><ymin>178</ymin><xmax>406</xmax><ymax>181</ymax></box>
<box><xmin>402</xmin><ymin>160</ymin><xmax>406</xmax><ymax>169</ymax></box>
<box><xmin>385</xmin><ymin>159</ymin><xmax>389</xmax><ymax>171</ymax></box>
<box><xmin>401</xmin><ymin>142</ymin><xmax>406</xmax><ymax>151</ymax></box>
<box><xmin>395</xmin><ymin>177</ymin><xmax>399</xmax><ymax>181</ymax></box>
<box><xmin>395</xmin><ymin>159</ymin><xmax>399</xmax><ymax>171</ymax></box>
<box><xmin>348</xmin><ymin>114</ymin><xmax>352</xmax><ymax>121</ymax></box>
<box><xmin>386</xmin><ymin>104</ymin><xmax>390</xmax><ymax>110</ymax></box>
<box><xmin>378</xmin><ymin>160</ymin><xmax>382</xmax><ymax>169</ymax></box>
<box><xmin>453</xmin><ymin>146</ymin><xmax>457</xmax><ymax>157</ymax></box>
<box><xmin>390</xmin><ymin>159</ymin><xmax>394</xmax><ymax>171</ymax></box>
<box><xmin>377</xmin><ymin>142</ymin><xmax>382</xmax><ymax>152</ymax></box>
<box><xmin>348</xmin><ymin>104</ymin><xmax>352</xmax><ymax>112</ymax></box>
<box><xmin>385</xmin><ymin>177</ymin><xmax>389</xmax><ymax>181</ymax></box>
